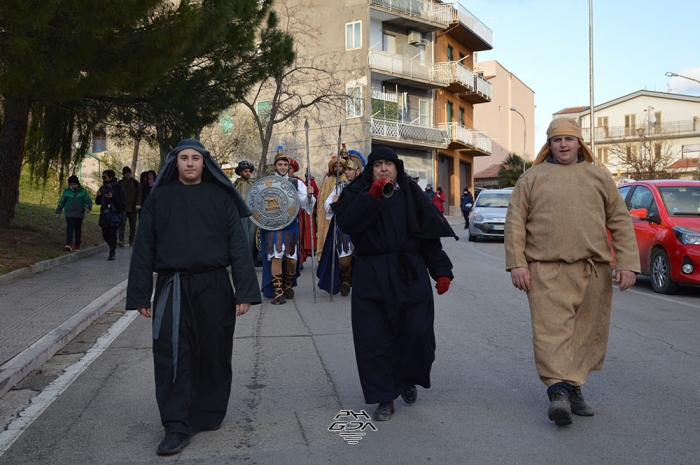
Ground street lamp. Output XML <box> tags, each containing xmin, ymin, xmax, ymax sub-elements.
<box><xmin>666</xmin><ymin>71</ymin><xmax>700</xmax><ymax>86</ymax></box>
<box><xmin>510</xmin><ymin>107</ymin><xmax>526</xmax><ymax>174</ymax></box>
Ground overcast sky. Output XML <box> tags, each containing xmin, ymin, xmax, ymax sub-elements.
<box><xmin>464</xmin><ymin>0</ymin><xmax>700</xmax><ymax>150</ymax></box>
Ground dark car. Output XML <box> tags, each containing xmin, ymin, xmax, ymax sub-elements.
<box><xmin>618</xmin><ymin>180</ymin><xmax>700</xmax><ymax>294</ymax></box>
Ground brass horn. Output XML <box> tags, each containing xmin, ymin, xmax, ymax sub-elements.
<box><xmin>382</xmin><ymin>180</ymin><xmax>395</xmax><ymax>198</ymax></box>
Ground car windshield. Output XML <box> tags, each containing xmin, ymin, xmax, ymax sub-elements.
<box><xmin>475</xmin><ymin>192</ymin><xmax>511</xmax><ymax>208</ymax></box>
<box><xmin>658</xmin><ymin>186</ymin><xmax>700</xmax><ymax>216</ymax></box>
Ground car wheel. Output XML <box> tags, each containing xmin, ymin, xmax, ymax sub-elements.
<box><xmin>650</xmin><ymin>249</ymin><xmax>680</xmax><ymax>294</ymax></box>
<box><xmin>468</xmin><ymin>231</ymin><xmax>476</xmax><ymax>242</ymax></box>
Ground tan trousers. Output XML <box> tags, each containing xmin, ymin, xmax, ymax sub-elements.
<box><xmin>527</xmin><ymin>260</ymin><xmax>613</xmax><ymax>387</ymax></box>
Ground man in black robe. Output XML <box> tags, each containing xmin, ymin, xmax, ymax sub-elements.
<box><xmin>333</xmin><ymin>146</ymin><xmax>456</xmax><ymax>421</ymax></box>
<box><xmin>126</xmin><ymin>139</ymin><xmax>261</xmax><ymax>455</ymax></box>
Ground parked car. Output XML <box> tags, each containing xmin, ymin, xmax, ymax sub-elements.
<box><xmin>468</xmin><ymin>188</ymin><xmax>513</xmax><ymax>241</ymax></box>
<box><xmin>618</xmin><ymin>180</ymin><xmax>700</xmax><ymax>294</ymax></box>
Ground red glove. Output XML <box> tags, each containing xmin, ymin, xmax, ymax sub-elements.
<box><xmin>369</xmin><ymin>178</ymin><xmax>390</xmax><ymax>199</ymax></box>
<box><xmin>435</xmin><ymin>276</ymin><xmax>450</xmax><ymax>295</ymax></box>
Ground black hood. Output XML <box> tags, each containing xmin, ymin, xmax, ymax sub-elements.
<box><xmin>153</xmin><ymin>139</ymin><xmax>251</xmax><ymax>218</ymax></box>
<box><xmin>333</xmin><ymin>146</ymin><xmax>457</xmax><ymax>241</ymax></box>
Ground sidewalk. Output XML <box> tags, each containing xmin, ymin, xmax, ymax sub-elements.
<box><xmin>0</xmin><ymin>245</ymin><xmax>133</xmax><ymax>398</ymax></box>
<box><xmin>0</xmin><ymin>214</ymin><xmax>466</xmax><ymax>399</ymax></box>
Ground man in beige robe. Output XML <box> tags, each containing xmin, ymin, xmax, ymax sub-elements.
<box><xmin>505</xmin><ymin>118</ymin><xmax>640</xmax><ymax>427</ymax></box>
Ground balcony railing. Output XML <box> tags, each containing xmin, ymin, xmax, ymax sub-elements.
<box><xmin>451</xmin><ymin>2</ymin><xmax>493</xmax><ymax>49</ymax></box>
<box><xmin>440</xmin><ymin>122</ymin><xmax>492</xmax><ymax>154</ymax></box>
<box><xmin>369</xmin><ymin>49</ymin><xmax>451</xmax><ymax>86</ymax></box>
<box><xmin>370</xmin><ymin>0</ymin><xmax>453</xmax><ymax>27</ymax></box>
<box><xmin>475</xmin><ymin>74</ymin><xmax>492</xmax><ymax>100</ymax></box>
<box><xmin>371</xmin><ymin>117</ymin><xmax>449</xmax><ymax>147</ymax></box>
<box><xmin>371</xmin><ymin>88</ymin><xmax>398</xmax><ymax>103</ymax></box>
<box><xmin>581</xmin><ymin>119</ymin><xmax>700</xmax><ymax>142</ymax></box>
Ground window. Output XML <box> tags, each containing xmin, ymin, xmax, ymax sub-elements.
<box><xmin>447</xmin><ymin>45</ymin><xmax>453</xmax><ymax>62</ymax></box>
<box><xmin>346</xmin><ymin>21</ymin><xmax>361</xmax><ymax>50</ymax></box>
<box><xmin>624</xmin><ymin>114</ymin><xmax>636</xmax><ymax>136</ymax></box>
<box><xmin>92</xmin><ymin>130</ymin><xmax>107</xmax><ymax>153</ymax></box>
<box><xmin>419</xmin><ymin>100</ymin><xmax>429</xmax><ymax>126</ymax></box>
<box><xmin>655</xmin><ymin>143</ymin><xmax>662</xmax><ymax>160</ymax></box>
<box><xmin>653</xmin><ymin>111</ymin><xmax>662</xmax><ymax>133</ymax></box>
<box><xmin>257</xmin><ymin>101</ymin><xmax>271</xmax><ymax>126</ymax></box>
<box><xmin>219</xmin><ymin>109</ymin><xmax>233</xmax><ymax>135</ymax></box>
<box><xmin>459</xmin><ymin>52</ymin><xmax>465</xmax><ymax>63</ymax></box>
<box><xmin>459</xmin><ymin>107</ymin><xmax>465</xmax><ymax>126</ymax></box>
<box><xmin>382</xmin><ymin>33</ymin><xmax>395</xmax><ymax>53</ymax></box>
<box><xmin>346</xmin><ymin>85</ymin><xmax>362</xmax><ymax>118</ymax></box>
<box><xmin>596</xmin><ymin>116</ymin><xmax>608</xmax><ymax>128</ymax></box>
<box><xmin>447</xmin><ymin>101</ymin><xmax>453</xmax><ymax>123</ymax></box>
<box><xmin>626</xmin><ymin>145</ymin><xmax>638</xmax><ymax>162</ymax></box>
<box><xmin>597</xmin><ymin>146</ymin><xmax>609</xmax><ymax>164</ymax></box>
<box><xmin>618</xmin><ymin>185</ymin><xmax>632</xmax><ymax>205</ymax></box>
<box><xmin>629</xmin><ymin>186</ymin><xmax>654</xmax><ymax>211</ymax></box>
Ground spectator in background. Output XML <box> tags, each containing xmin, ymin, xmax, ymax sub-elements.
<box><xmin>460</xmin><ymin>188</ymin><xmax>474</xmax><ymax>230</ymax></box>
<box><xmin>424</xmin><ymin>184</ymin><xmax>435</xmax><ymax>201</ymax></box>
<box><xmin>96</xmin><ymin>170</ymin><xmax>126</xmax><ymax>260</ymax></box>
<box><xmin>432</xmin><ymin>186</ymin><xmax>446</xmax><ymax>213</ymax></box>
<box><xmin>55</xmin><ymin>175</ymin><xmax>92</xmax><ymax>251</ymax></box>
<box><xmin>119</xmin><ymin>166</ymin><xmax>142</xmax><ymax>247</ymax></box>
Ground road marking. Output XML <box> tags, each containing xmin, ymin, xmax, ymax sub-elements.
<box><xmin>0</xmin><ymin>311</ymin><xmax>138</xmax><ymax>457</ymax></box>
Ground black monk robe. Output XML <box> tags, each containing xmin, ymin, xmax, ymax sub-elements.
<box><xmin>336</xmin><ymin>183</ymin><xmax>453</xmax><ymax>404</ymax></box>
<box><xmin>126</xmin><ymin>180</ymin><xmax>261</xmax><ymax>435</ymax></box>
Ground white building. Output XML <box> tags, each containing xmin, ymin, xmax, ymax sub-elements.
<box><xmin>553</xmin><ymin>90</ymin><xmax>700</xmax><ymax>180</ymax></box>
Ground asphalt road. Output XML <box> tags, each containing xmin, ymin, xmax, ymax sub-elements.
<box><xmin>1</xmin><ymin>233</ymin><xmax>699</xmax><ymax>464</ymax></box>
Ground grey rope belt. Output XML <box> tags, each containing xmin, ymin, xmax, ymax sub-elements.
<box><xmin>153</xmin><ymin>272</ymin><xmax>182</xmax><ymax>382</ymax></box>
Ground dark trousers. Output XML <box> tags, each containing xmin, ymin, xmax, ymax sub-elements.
<box><xmin>462</xmin><ymin>210</ymin><xmax>470</xmax><ymax>226</ymax></box>
<box><xmin>119</xmin><ymin>212</ymin><xmax>138</xmax><ymax>243</ymax></box>
<box><xmin>101</xmin><ymin>225</ymin><xmax>118</xmax><ymax>254</ymax></box>
<box><xmin>153</xmin><ymin>269</ymin><xmax>236</xmax><ymax>435</ymax></box>
<box><xmin>65</xmin><ymin>217</ymin><xmax>84</xmax><ymax>246</ymax></box>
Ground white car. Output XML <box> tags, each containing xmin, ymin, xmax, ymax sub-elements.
<box><xmin>468</xmin><ymin>188</ymin><xmax>513</xmax><ymax>241</ymax></box>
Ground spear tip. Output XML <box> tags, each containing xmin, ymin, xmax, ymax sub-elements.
<box><xmin>304</xmin><ymin>119</ymin><xmax>309</xmax><ymax>129</ymax></box>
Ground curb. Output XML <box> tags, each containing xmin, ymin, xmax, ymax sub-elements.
<box><xmin>0</xmin><ymin>243</ymin><xmax>108</xmax><ymax>287</ymax></box>
<box><xmin>0</xmin><ymin>279</ymin><xmax>128</xmax><ymax>399</ymax></box>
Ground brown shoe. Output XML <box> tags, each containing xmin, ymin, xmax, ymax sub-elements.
<box><xmin>282</xmin><ymin>270</ymin><xmax>295</xmax><ymax>299</ymax></box>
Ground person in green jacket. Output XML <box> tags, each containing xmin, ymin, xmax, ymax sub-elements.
<box><xmin>55</xmin><ymin>175</ymin><xmax>92</xmax><ymax>251</ymax></box>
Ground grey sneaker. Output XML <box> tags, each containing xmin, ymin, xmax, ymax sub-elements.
<box><xmin>570</xmin><ymin>386</ymin><xmax>595</xmax><ymax>416</ymax></box>
<box><xmin>548</xmin><ymin>389</ymin><xmax>572</xmax><ymax>426</ymax></box>
<box><xmin>374</xmin><ymin>401</ymin><xmax>395</xmax><ymax>421</ymax></box>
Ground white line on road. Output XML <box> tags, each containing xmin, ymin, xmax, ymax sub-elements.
<box><xmin>0</xmin><ymin>311</ymin><xmax>139</xmax><ymax>457</ymax></box>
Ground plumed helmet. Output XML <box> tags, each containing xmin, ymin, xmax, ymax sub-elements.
<box><xmin>339</xmin><ymin>143</ymin><xmax>349</xmax><ymax>159</ymax></box>
<box><xmin>273</xmin><ymin>145</ymin><xmax>288</xmax><ymax>164</ymax></box>
<box><xmin>235</xmin><ymin>160</ymin><xmax>255</xmax><ymax>176</ymax></box>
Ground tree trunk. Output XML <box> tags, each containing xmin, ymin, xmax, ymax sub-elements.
<box><xmin>0</xmin><ymin>97</ymin><xmax>31</xmax><ymax>227</ymax></box>
<box><xmin>131</xmin><ymin>137</ymin><xmax>141</xmax><ymax>173</ymax></box>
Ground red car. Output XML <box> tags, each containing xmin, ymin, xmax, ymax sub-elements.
<box><xmin>618</xmin><ymin>180</ymin><xmax>700</xmax><ymax>294</ymax></box>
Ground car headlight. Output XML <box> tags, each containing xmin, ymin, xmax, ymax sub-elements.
<box><xmin>673</xmin><ymin>226</ymin><xmax>700</xmax><ymax>245</ymax></box>
<box><xmin>474</xmin><ymin>213</ymin><xmax>484</xmax><ymax>222</ymax></box>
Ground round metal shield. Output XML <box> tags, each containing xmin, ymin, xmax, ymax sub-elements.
<box><xmin>245</xmin><ymin>175</ymin><xmax>300</xmax><ymax>231</ymax></box>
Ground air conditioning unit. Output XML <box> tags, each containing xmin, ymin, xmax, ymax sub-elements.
<box><xmin>408</xmin><ymin>31</ymin><xmax>422</xmax><ymax>45</ymax></box>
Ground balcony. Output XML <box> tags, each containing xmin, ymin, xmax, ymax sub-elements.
<box><xmin>369</xmin><ymin>49</ymin><xmax>450</xmax><ymax>90</ymax></box>
<box><xmin>440</xmin><ymin>122</ymin><xmax>491</xmax><ymax>156</ymax></box>
<box><xmin>447</xmin><ymin>2</ymin><xmax>493</xmax><ymax>51</ymax></box>
<box><xmin>440</xmin><ymin>61</ymin><xmax>475</xmax><ymax>94</ymax></box>
<box><xmin>581</xmin><ymin>119</ymin><xmax>700</xmax><ymax>143</ymax></box>
<box><xmin>459</xmin><ymin>73</ymin><xmax>492</xmax><ymax>104</ymax></box>
<box><xmin>371</xmin><ymin>117</ymin><xmax>449</xmax><ymax>149</ymax></box>
<box><xmin>369</xmin><ymin>0</ymin><xmax>452</xmax><ymax>33</ymax></box>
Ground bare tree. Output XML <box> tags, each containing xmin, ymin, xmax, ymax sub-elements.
<box><xmin>607</xmin><ymin>126</ymin><xmax>682</xmax><ymax>180</ymax></box>
<box><xmin>239</xmin><ymin>0</ymin><xmax>348</xmax><ymax>174</ymax></box>
<box><xmin>198</xmin><ymin>107</ymin><xmax>262</xmax><ymax>171</ymax></box>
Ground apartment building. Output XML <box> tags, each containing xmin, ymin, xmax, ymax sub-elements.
<box><xmin>554</xmin><ymin>90</ymin><xmax>700</xmax><ymax>180</ymax></box>
<box><xmin>257</xmin><ymin>0</ymin><xmax>493</xmax><ymax>214</ymax></box>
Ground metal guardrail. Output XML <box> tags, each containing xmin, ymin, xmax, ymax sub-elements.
<box><xmin>475</xmin><ymin>74</ymin><xmax>492</xmax><ymax>100</ymax></box>
<box><xmin>371</xmin><ymin>89</ymin><xmax>398</xmax><ymax>102</ymax></box>
<box><xmin>440</xmin><ymin>122</ymin><xmax>491</xmax><ymax>154</ymax></box>
<box><xmin>370</xmin><ymin>0</ymin><xmax>452</xmax><ymax>26</ymax></box>
<box><xmin>371</xmin><ymin>117</ymin><xmax>449</xmax><ymax>146</ymax></box>
<box><xmin>581</xmin><ymin>119</ymin><xmax>700</xmax><ymax>141</ymax></box>
<box><xmin>369</xmin><ymin>49</ymin><xmax>451</xmax><ymax>86</ymax></box>
<box><xmin>452</xmin><ymin>2</ymin><xmax>493</xmax><ymax>48</ymax></box>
